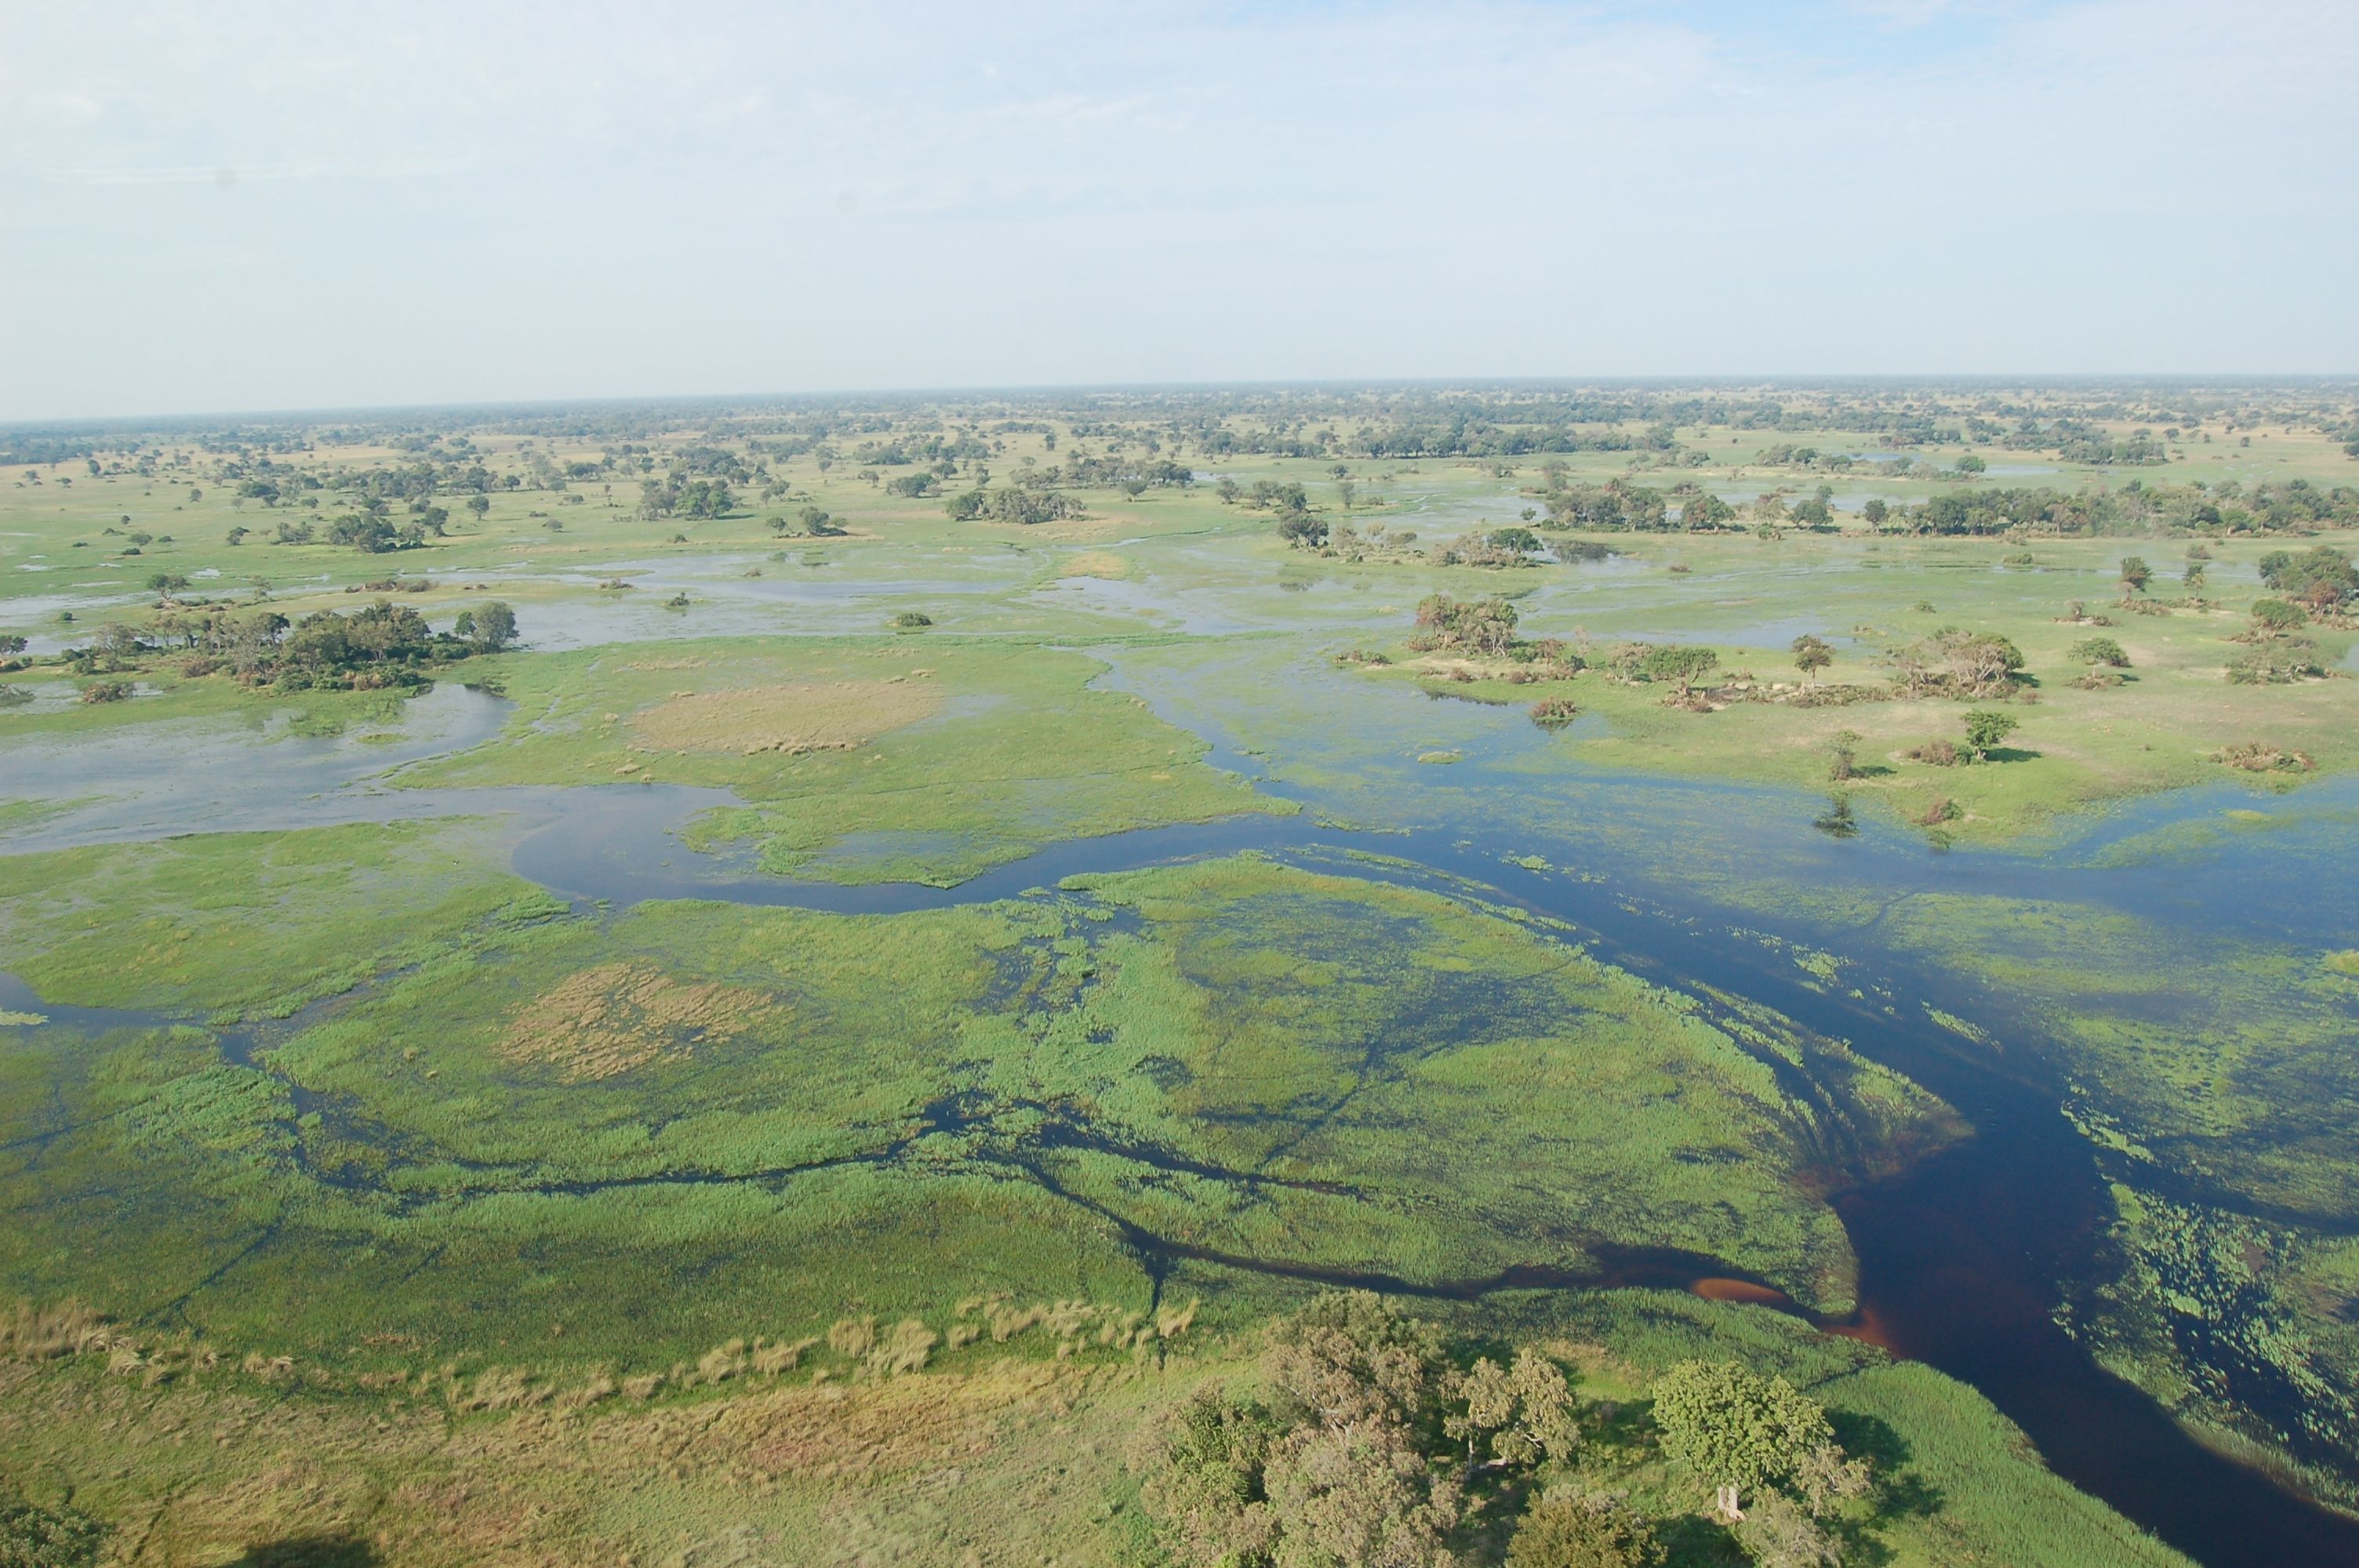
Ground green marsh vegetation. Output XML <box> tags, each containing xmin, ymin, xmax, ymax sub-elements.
<box><xmin>5</xmin><ymin>380</ymin><xmax>2359</xmax><ymax>1561</ymax></box>
<box><xmin>0</xmin><ymin>844</ymin><xmax>1943</xmax><ymax>1363</ymax></box>
<box><xmin>396</xmin><ymin>635</ymin><xmax>1286</xmax><ymax>884</ymax></box>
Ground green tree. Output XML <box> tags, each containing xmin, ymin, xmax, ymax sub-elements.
<box><xmin>1136</xmin><ymin>1292</ymin><xmax>1464</xmax><ymax>1568</ymax></box>
<box><xmin>1264</xmin><ymin>1290</ymin><xmax>1445</xmax><ymax>1435</ymax></box>
<box><xmin>1261</xmin><ymin>1423</ymin><xmax>1460</xmax><ymax>1568</ymax></box>
<box><xmin>0</xmin><ymin>1484</ymin><xmax>105</xmax><ymax>1566</ymax></box>
<box><xmin>1445</xmin><ymin>1349</ymin><xmax>1580</xmax><ymax>1475</ymax></box>
<box><xmin>1278</xmin><ymin>515</ymin><xmax>1329</xmax><ymax>550</ymax></box>
<box><xmin>1679</xmin><ymin>493</ymin><xmax>1735</xmax><ymax>530</ymax></box>
<box><xmin>1790</xmin><ymin>634</ymin><xmax>1833</xmax><ymax>684</ymax></box>
<box><xmin>460</xmin><ymin>600</ymin><xmax>518</xmax><ymax>652</ymax></box>
<box><xmin>1413</xmin><ymin>594</ymin><xmax>1519</xmax><ymax>658</ymax></box>
<box><xmin>2250</xmin><ymin>597</ymin><xmax>2308</xmax><ymax>636</ymax></box>
<box><xmin>2117</xmin><ymin>555</ymin><xmax>2151</xmax><ymax>597</ymax></box>
<box><xmin>467</xmin><ymin>494</ymin><xmax>491</xmax><ymax>521</ymax></box>
<box><xmin>2257</xmin><ymin>546</ymin><xmax>2356</xmax><ymax>607</ymax></box>
<box><xmin>1136</xmin><ymin>1386</ymin><xmax>1281</xmax><ymax>1567</ymax></box>
<box><xmin>1637</xmin><ymin>644</ymin><xmax>1719</xmax><ymax>698</ymax></box>
<box><xmin>1488</xmin><ymin>526</ymin><xmax>1542</xmax><ymax>557</ymax></box>
<box><xmin>327</xmin><ymin>514</ymin><xmax>399</xmax><ymax>553</ymax></box>
<box><xmin>1509</xmin><ymin>1496</ymin><xmax>1666</xmax><ymax>1568</ymax></box>
<box><xmin>1962</xmin><ymin>709</ymin><xmax>2019</xmax><ymax>760</ymax></box>
<box><xmin>1648</xmin><ymin>1360</ymin><xmax>1834</xmax><ymax>1515</ymax></box>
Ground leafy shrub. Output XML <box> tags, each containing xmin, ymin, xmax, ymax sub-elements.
<box><xmin>2070</xmin><ymin>637</ymin><xmax>2128</xmax><ymax>667</ymax></box>
<box><xmin>1508</xmin><ymin>1494</ymin><xmax>1666</xmax><ymax>1568</ymax></box>
<box><xmin>2226</xmin><ymin>642</ymin><xmax>2327</xmax><ymax>684</ymax></box>
<box><xmin>2213</xmin><ymin>741</ymin><xmax>2316</xmax><ymax>773</ymax></box>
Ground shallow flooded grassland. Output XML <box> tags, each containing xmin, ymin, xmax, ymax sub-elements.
<box><xmin>0</xmin><ymin>836</ymin><xmax>1937</xmax><ymax>1364</ymax></box>
<box><xmin>393</xmin><ymin>636</ymin><xmax>1288</xmax><ymax>886</ymax></box>
<box><xmin>5</xmin><ymin>393</ymin><xmax>2359</xmax><ymax>1563</ymax></box>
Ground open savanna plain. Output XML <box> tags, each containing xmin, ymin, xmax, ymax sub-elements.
<box><xmin>3</xmin><ymin>382</ymin><xmax>2357</xmax><ymax>1566</ymax></box>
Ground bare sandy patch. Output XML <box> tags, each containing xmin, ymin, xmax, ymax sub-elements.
<box><xmin>631</xmin><ymin>680</ymin><xmax>941</xmax><ymax>757</ymax></box>
<box><xmin>500</xmin><ymin>961</ymin><xmax>784</xmax><ymax>1080</ymax></box>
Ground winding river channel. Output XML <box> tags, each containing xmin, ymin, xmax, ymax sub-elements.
<box><xmin>6</xmin><ymin>664</ymin><xmax>2359</xmax><ymax>1566</ymax></box>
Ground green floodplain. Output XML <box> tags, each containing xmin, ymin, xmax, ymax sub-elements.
<box><xmin>2</xmin><ymin>381</ymin><xmax>2358</xmax><ymax>1567</ymax></box>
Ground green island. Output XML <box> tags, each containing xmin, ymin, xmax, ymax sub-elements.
<box><xmin>5</xmin><ymin>379</ymin><xmax>2357</xmax><ymax>1568</ymax></box>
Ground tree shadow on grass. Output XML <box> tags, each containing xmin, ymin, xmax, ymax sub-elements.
<box><xmin>1658</xmin><ymin>1509</ymin><xmax>1748</xmax><ymax>1566</ymax></box>
<box><xmin>231</xmin><ymin>1536</ymin><xmax>378</xmax><ymax>1568</ymax></box>
<box><xmin>1830</xmin><ymin>1410</ymin><xmax>1946</xmax><ymax>1566</ymax></box>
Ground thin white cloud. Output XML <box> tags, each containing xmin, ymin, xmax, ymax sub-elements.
<box><xmin>1</xmin><ymin>0</ymin><xmax>2352</xmax><ymax>418</ymax></box>
<box><xmin>29</xmin><ymin>155</ymin><xmax>479</xmax><ymax>187</ymax></box>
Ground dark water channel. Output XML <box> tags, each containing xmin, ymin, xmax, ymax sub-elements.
<box><xmin>496</xmin><ymin>777</ymin><xmax>2359</xmax><ymax>1566</ymax></box>
<box><xmin>9</xmin><ymin>685</ymin><xmax>2359</xmax><ymax>1563</ymax></box>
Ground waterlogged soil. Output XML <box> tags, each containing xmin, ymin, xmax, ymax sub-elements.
<box><xmin>6</xmin><ymin>647</ymin><xmax>2359</xmax><ymax>1565</ymax></box>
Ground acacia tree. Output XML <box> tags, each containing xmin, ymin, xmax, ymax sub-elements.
<box><xmin>1635</xmin><ymin>644</ymin><xmax>1718</xmax><ymax>699</ymax></box>
<box><xmin>1790</xmin><ymin>634</ymin><xmax>1833</xmax><ymax>685</ymax></box>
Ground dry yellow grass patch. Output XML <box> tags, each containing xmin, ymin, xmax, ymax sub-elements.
<box><xmin>500</xmin><ymin>962</ymin><xmax>783</xmax><ymax>1081</ymax></box>
<box><xmin>1057</xmin><ymin>550</ymin><xmax>1131</xmax><ymax>580</ymax></box>
<box><xmin>720</xmin><ymin>1361</ymin><xmax>1085</xmax><ymax>1482</ymax></box>
<box><xmin>631</xmin><ymin>680</ymin><xmax>940</xmax><ymax>757</ymax></box>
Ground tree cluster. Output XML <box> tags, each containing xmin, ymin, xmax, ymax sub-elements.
<box><xmin>60</xmin><ymin>599</ymin><xmax>515</xmax><ymax>692</ymax></box>
<box><xmin>944</xmin><ymin>486</ymin><xmax>1081</xmax><ymax>524</ymax></box>
<box><xmin>1135</xmin><ymin>1292</ymin><xmax>1583</xmax><ymax>1568</ymax></box>
<box><xmin>1411</xmin><ymin>594</ymin><xmax>1521</xmax><ymax>658</ymax></box>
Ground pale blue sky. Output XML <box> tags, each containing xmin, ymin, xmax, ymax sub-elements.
<box><xmin>3</xmin><ymin>1</ymin><xmax>2353</xmax><ymax>419</ymax></box>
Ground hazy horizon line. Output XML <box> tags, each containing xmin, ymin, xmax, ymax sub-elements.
<box><xmin>9</xmin><ymin>372</ymin><xmax>2357</xmax><ymax>437</ymax></box>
